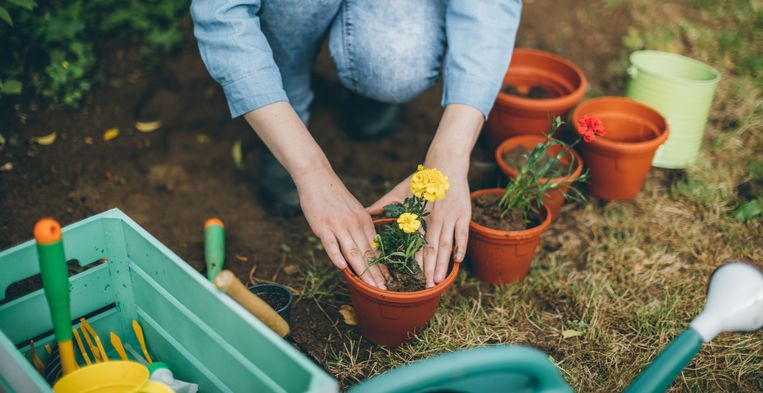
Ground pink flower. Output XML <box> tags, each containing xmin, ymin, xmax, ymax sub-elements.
<box><xmin>576</xmin><ymin>114</ymin><xmax>606</xmax><ymax>142</ymax></box>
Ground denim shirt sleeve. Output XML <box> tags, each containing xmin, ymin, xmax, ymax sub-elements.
<box><xmin>191</xmin><ymin>0</ymin><xmax>288</xmax><ymax>118</ymax></box>
<box><xmin>442</xmin><ymin>0</ymin><xmax>522</xmax><ymax>119</ymax></box>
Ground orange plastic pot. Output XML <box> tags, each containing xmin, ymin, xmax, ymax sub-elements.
<box><xmin>467</xmin><ymin>189</ymin><xmax>552</xmax><ymax>285</ymax></box>
<box><xmin>495</xmin><ymin>135</ymin><xmax>583</xmax><ymax>219</ymax></box>
<box><xmin>486</xmin><ymin>48</ymin><xmax>588</xmax><ymax>151</ymax></box>
<box><xmin>572</xmin><ymin>97</ymin><xmax>669</xmax><ymax>200</ymax></box>
<box><xmin>342</xmin><ymin>219</ymin><xmax>460</xmax><ymax>346</ymax></box>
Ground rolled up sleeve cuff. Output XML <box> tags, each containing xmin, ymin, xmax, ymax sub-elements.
<box><xmin>222</xmin><ymin>66</ymin><xmax>289</xmax><ymax>118</ymax></box>
<box><xmin>441</xmin><ymin>72</ymin><xmax>501</xmax><ymax>120</ymax></box>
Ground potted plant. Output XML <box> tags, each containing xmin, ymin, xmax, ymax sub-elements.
<box><xmin>486</xmin><ymin>48</ymin><xmax>588</xmax><ymax>151</ymax></box>
<box><xmin>572</xmin><ymin>97</ymin><xmax>669</xmax><ymax>200</ymax></box>
<box><xmin>470</xmin><ymin>117</ymin><xmax>600</xmax><ymax>284</ymax></box>
<box><xmin>343</xmin><ymin>166</ymin><xmax>460</xmax><ymax>346</ymax></box>
<box><xmin>495</xmin><ymin>118</ymin><xmax>587</xmax><ymax>219</ymax></box>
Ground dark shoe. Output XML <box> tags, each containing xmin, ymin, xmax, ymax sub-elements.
<box><xmin>259</xmin><ymin>151</ymin><xmax>301</xmax><ymax>215</ymax></box>
<box><xmin>343</xmin><ymin>93</ymin><xmax>402</xmax><ymax>140</ymax></box>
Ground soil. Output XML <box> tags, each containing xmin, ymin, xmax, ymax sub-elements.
<box><xmin>502</xmin><ymin>84</ymin><xmax>556</xmax><ymax>99</ymax></box>
<box><xmin>250</xmin><ymin>286</ymin><xmax>290</xmax><ymax>312</ymax></box>
<box><xmin>386</xmin><ymin>267</ymin><xmax>426</xmax><ymax>292</ymax></box>
<box><xmin>502</xmin><ymin>145</ymin><xmax>572</xmax><ymax>179</ymax></box>
<box><xmin>472</xmin><ymin>194</ymin><xmax>539</xmax><ymax>231</ymax></box>
<box><xmin>0</xmin><ymin>1</ymin><xmax>633</xmax><ymax>388</ymax></box>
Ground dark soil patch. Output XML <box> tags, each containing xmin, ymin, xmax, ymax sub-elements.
<box><xmin>472</xmin><ymin>193</ymin><xmax>539</xmax><ymax>231</ymax></box>
<box><xmin>502</xmin><ymin>84</ymin><xmax>557</xmax><ymax>99</ymax></box>
<box><xmin>502</xmin><ymin>145</ymin><xmax>572</xmax><ymax>179</ymax></box>
<box><xmin>386</xmin><ymin>268</ymin><xmax>426</xmax><ymax>292</ymax></box>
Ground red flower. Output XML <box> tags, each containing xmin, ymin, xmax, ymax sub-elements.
<box><xmin>576</xmin><ymin>114</ymin><xmax>606</xmax><ymax>142</ymax></box>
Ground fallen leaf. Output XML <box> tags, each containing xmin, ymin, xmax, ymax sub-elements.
<box><xmin>0</xmin><ymin>162</ymin><xmax>12</xmax><ymax>171</ymax></box>
<box><xmin>135</xmin><ymin>120</ymin><xmax>161</xmax><ymax>133</ymax></box>
<box><xmin>196</xmin><ymin>133</ymin><xmax>210</xmax><ymax>144</ymax></box>
<box><xmin>284</xmin><ymin>264</ymin><xmax>299</xmax><ymax>275</ymax></box>
<box><xmin>339</xmin><ymin>305</ymin><xmax>357</xmax><ymax>326</ymax></box>
<box><xmin>84</xmin><ymin>137</ymin><xmax>93</xmax><ymax>145</ymax></box>
<box><xmin>562</xmin><ymin>329</ymin><xmax>584</xmax><ymax>339</ymax></box>
<box><xmin>234</xmin><ymin>255</ymin><xmax>249</xmax><ymax>262</ymax></box>
<box><xmin>232</xmin><ymin>139</ymin><xmax>243</xmax><ymax>169</ymax></box>
<box><xmin>31</xmin><ymin>132</ymin><xmax>56</xmax><ymax>145</ymax></box>
<box><xmin>103</xmin><ymin>128</ymin><xmax>119</xmax><ymax>141</ymax></box>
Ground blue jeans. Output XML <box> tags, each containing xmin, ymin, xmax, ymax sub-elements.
<box><xmin>192</xmin><ymin>0</ymin><xmax>520</xmax><ymax>120</ymax></box>
<box><xmin>259</xmin><ymin>0</ymin><xmax>446</xmax><ymax>124</ymax></box>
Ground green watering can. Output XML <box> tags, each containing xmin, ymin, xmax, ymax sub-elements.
<box><xmin>352</xmin><ymin>261</ymin><xmax>763</xmax><ymax>393</ymax></box>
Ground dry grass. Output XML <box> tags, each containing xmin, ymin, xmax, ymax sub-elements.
<box><xmin>298</xmin><ymin>1</ymin><xmax>763</xmax><ymax>391</ymax></box>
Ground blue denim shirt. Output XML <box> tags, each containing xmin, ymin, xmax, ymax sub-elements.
<box><xmin>191</xmin><ymin>1</ymin><xmax>521</xmax><ymax>119</ymax></box>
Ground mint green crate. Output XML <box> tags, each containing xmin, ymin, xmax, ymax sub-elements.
<box><xmin>0</xmin><ymin>209</ymin><xmax>338</xmax><ymax>393</ymax></box>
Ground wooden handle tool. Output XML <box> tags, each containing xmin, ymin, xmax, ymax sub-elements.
<box><xmin>214</xmin><ymin>270</ymin><xmax>290</xmax><ymax>337</ymax></box>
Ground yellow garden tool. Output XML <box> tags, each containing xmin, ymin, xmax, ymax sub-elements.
<box><xmin>79</xmin><ymin>318</ymin><xmax>101</xmax><ymax>362</ymax></box>
<box><xmin>72</xmin><ymin>328</ymin><xmax>92</xmax><ymax>365</ymax></box>
<box><xmin>110</xmin><ymin>332</ymin><xmax>129</xmax><ymax>361</ymax></box>
<box><xmin>132</xmin><ymin>320</ymin><xmax>153</xmax><ymax>364</ymax></box>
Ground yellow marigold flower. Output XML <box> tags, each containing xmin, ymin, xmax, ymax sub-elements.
<box><xmin>410</xmin><ymin>165</ymin><xmax>450</xmax><ymax>202</ymax></box>
<box><xmin>397</xmin><ymin>213</ymin><xmax>421</xmax><ymax>234</ymax></box>
<box><xmin>371</xmin><ymin>240</ymin><xmax>380</xmax><ymax>249</ymax></box>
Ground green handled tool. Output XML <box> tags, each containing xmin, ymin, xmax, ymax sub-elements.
<box><xmin>204</xmin><ymin>218</ymin><xmax>225</xmax><ymax>281</ymax></box>
<box><xmin>34</xmin><ymin>218</ymin><xmax>78</xmax><ymax>375</ymax></box>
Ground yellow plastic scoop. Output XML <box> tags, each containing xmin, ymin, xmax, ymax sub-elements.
<box><xmin>110</xmin><ymin>332</ymin><xmax>129</xmax><ymax>361</ymax></box>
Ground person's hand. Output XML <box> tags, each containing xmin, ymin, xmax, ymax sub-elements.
<box><xmin>367</xmin><ymin>157</ymin><xmax>470</xmax><ymax>288</ymax></box>
<box><xmin>294</xmin><ymin>165</ymin><xmax>388</xmax><ymax>289</ymax></box>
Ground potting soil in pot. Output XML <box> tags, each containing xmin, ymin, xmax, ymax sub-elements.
<box><xmin>471</xmin><ymin>194</ymin><xmax>541</xmax><ymax>231</ymax></box>
<box><xmin>385</xmin><ymin>268</ymin><xmax>426</xmax><ymax>292</ymax></box>
<box><xmin>501</xmin><ymin>145</ymin><xmax>572</xmax><ymax>179</ymax></box>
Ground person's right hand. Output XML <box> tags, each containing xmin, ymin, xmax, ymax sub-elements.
<box><xmin>293</xmin><ymin>165</ymin><xmax>388</xmax><ymax>289</ymax></box>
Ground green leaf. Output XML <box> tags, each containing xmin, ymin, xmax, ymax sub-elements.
<box><xmin>0</xmin><ymin>133</ymin><xmax>6</xmax><ymax>147</ymax></box>
<box><xmin>7</xmin><ymin>0</ymin><xmax>37</xmax><ymax>11</ymax></box>
<box><xmin>732</xmin><ymin>199</ymin><xmax>762</xmax><ymax>222</ymax></box>
<box><xmin>1</xmin><ymin>79</ymin><xmax>22</xmax><ymax>95</ymax></box>
<box><xmin>0</xmin><ymin>6</ymin><xmax>12</xmax><ymax>25</ymax></box>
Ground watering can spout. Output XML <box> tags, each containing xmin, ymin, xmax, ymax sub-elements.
<box><xmin>689</xmin><ymin>261</ymin><xmax>763</xmax><ymax>342</ymax></box>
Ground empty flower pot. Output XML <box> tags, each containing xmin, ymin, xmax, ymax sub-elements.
<box><xmin>468</xmin><ymin>189</ymin><xmax>553</xmax><ymax>285</ymax></box>
<box><xmin>572</xmin><ymin>97</ymin><xmax>669</xmax><ymax>200</ymax></box>
<box><xmin>248</xmin><ymin>283</ymin><xmax>293</xmax><ymax>325</ymax></box>
<box><xmin>342</xmin><ymin>219</ymin><xmax>460</xmax><ymax>346</ymax></box>
<box><xmin>495</xmin><ymin>135</ymin><xmax>584</xmax><ymax>219</ymax></box>
<box><xmin>486</xmin><ymin>48</ymin><xmax>588</xmax><ymax>151</ymax></box>
<box><xmin>626</xmin><ymin>50</ymin><xmax>720</xmax><ymax>169</ymax></box>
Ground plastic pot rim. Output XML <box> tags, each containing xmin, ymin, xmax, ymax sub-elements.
<box><xmin>495</xmin><ymin>48</ymin><xmax>588</xmax><ymax>112</ymax></box>
<box><xmin>468</xmin><ymin>188</ymin><xmax>553</xmax><ymax>240</ymax></box>
<box><xmin>572</xmin><ymin>96</ymin><xmax>670</xmax><ymax>154</ymax></box>
<box><xmin>495</xmin><ymin>134</ymin><xmax>584</xmax><ymax>185</ymax></box>
<box><xmin>629</xmin><ymin>50</ymin><xmax>721</xmax><ymax>86</ymax></box>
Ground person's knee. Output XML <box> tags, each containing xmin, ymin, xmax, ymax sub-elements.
<box><xmin>329</xmin><ymin>3</ymin><xmax>445</xmax><ymax>103</ymax></box>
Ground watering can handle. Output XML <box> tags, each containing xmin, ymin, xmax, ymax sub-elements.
<box><xmin>214</xmin><ymin>270</ymin><xmax>290</xmax><ymax>337</ymax></box>
<box><xmin>623</xmin><ymin>328</ymin><xmax>703</xmax><ymax>393</ymax></box>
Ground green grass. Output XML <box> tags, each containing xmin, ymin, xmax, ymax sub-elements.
<box><xmin>292</xmin><ymin>1</ymin><xmax>763</xmax><ymax>391</ymax></box>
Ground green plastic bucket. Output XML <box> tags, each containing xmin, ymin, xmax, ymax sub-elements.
<box><xmin>625</xmin><ymin>50</ymin><xmax>720</xmax><ymax>168</ymax></box>
<box><xmin>0</xmin><ymin>209</ymin><xmax>338</xmax><ymax>393</ymax></box>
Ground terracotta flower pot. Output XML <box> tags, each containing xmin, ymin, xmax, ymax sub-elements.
<box><xmin>572</xmin><ymin>97</ymin><xmax>669</xmax><ymax>200</ymax></box>
<box><xmin>495</xmin><ymin>135</ymin><xmax>584</xmax><ymax>219</ymax></box>
<box><xmin>486</xmin><ymin>48</ymin><xmax>588</xmax><ymax>151</ymax></box>
<box><xmin>468</xmin><ymin>189</ymin><xmax>553</xmax><ymax>285</ymax></box>
<box><xmin>342</xmin><ymin>219</ymin><xmax>460</xmax><ymax>346</ymax></box>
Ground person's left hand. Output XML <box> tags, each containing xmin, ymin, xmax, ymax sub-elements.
<box><xmin>367</xmin><ymin>156</ymin><xmax>471</xmax><ymax>288</ymax></box>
